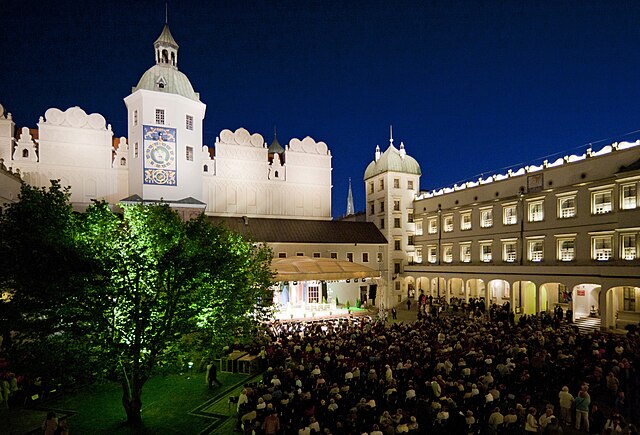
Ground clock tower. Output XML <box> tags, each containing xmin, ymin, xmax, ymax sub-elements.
<box><xmin>124</xmin><ymin>23</ymin><xmax>206</xmax><ymax>208</ymax></box>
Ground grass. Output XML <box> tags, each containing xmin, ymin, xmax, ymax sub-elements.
<box><xmin>6</xmin><ymin>371</ymin><xmax>253</xmax><ymax>435</ymax></box>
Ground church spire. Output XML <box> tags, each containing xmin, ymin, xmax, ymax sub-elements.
<box><xmin>154</xmin><ymin>23</ymin><xmax>179</xmax><ymax>68</ymax></box>
<box><xmin>346</xmin><ymin>177</ymin><xmax>355</xmax><ymax>216</ymax></box>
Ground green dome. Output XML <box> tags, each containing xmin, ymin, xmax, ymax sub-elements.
<box><xmin>364</xmin><ymin>144</ymin><xmax>421</xmax><ymax>180</ymax></box>
<box><xmin>133</xmin><ymin>64</ymin><xmax>200</xmax><ymax>102</ymax></box>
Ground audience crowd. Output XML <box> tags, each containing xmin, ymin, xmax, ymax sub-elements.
<box><xmin>234</xmin><ymin>299</ymin><xmax>640</xmax><ymax>435</ymax></box>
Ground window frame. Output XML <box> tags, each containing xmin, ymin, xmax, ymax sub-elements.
<box><xmin>460</xmin><ymin>211</ymin><xmax>472</xmax><ymax>230</ymax></box>
<box><xmin>591</xmin><ymin>189</ymin><xmax>613</xmax><ymax>215</ymax></box>
<box><xmin>460</xmin><ymin>243</ymin><xmax>471</xmax><ymax>263</ymax></box>
<box><xmin>443</xmin><ymin>214</ymin><xmax>454</xmax><ymax>232</ymax></box>
<box><xmin>591</xmin><ymin>234</ymin><xmax>613</xmax><ymax>261</ymax></box>
<box><xmin>480</xmin><ymin>207</ymin><xmax>493</xmax><ymax>228</ymax></box>
<box><xmin>480</xmin><ymin>241</ymin><xmax>493</xmax><ymax>263</ymax></box>
<box><xmin>557</xmin><ymin>237</ymin><xmax>576</xmax><ymax>262</ymax></box>
<box><xmin>527</xmin><ymin>239</ymin><xmax>544</xmax><ymax>262</ymax></box>
<box><xmin>442</xmin><ymin>244</ymin><xmax>453</xmax><ymax>263</ymax></box>
<box><xmin>621</xmin><ymin>183</ymin><xmax>638</xmax><ymax>210</ymax></box>
<box><xmin>503</xmin><ymin>203</ymin><xmax>518</xmax><ymax>225</ymax></box>
<box><xmin>557</xmin><ymin>194</ymin><xmax>577</xmax><ymax>218</ymax></box>
<box><xmin>621</xmin><ymin>233</ymin><xmax>638</xmax><ymax>261</ymax></box>
<box><xmin>528</xmin><ymin>199</ymin><xmax>544</xmax><ymax>222</ymax></box>
<box><xmin>155</xmin><ymin>108</ymin><xmax>165</xmax><ymax>125</ymax></box>
<box><xmin>185</xmin><ymin>114</ymin><xmax>194</xmax><ymax>131</ymax></box>
<box><xmin>502</xmin><ymin>240</ymin><xmax>517</xmax><ymax>263</ymax></box>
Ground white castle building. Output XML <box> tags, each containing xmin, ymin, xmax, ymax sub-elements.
<box><xmin>1</xmin><ymin>23</ymin><xmax>639</xmax><ymax>329</ymax></box>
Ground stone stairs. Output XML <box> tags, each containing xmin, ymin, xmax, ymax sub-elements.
<box><xmin>573</xmin><ymin>316</ymin><xmax>601</xmax><ymax>334</ymax></box>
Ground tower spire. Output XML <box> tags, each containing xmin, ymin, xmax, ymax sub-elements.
<box><xmin>346</xmin><ymin>177</ymin><xmax>355</xmax><ymax>216</ymax></box>
<box><xmin>165</xmin><ymin>2</ymin><xmax>168</xmax><ymax>24</ymax></box>
<box><xmin>389</xmin><ymin>125</ymin><xmax>394</xmax><ymax>146</ymax></box>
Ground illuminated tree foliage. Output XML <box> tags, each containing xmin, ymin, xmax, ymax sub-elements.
<box><xmin>0</xmin><ymin>182</ymin><xmax>274</xmax><ymax>425</ymax></box>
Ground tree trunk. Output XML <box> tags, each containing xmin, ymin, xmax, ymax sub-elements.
<box><xmin>122</xmin><ymin>380</ymin><xmax>143</xmax><ymax>426</ymax></box>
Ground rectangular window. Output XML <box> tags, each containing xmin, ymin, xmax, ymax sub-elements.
<box><xmin>407</xmin><ymin>180</ymin><xmax>414</xmax><ymax>190</ymax></box>
<box><xmin>296</xmin><ymin>252</ymin><xmax>304</xmax><ymax>257</ymax></box>
<box><xmin>528</xmin><ymin>239</ymin><xmax>544</xmax><ymax>262</ymax></box>
<box><xmin>428</xmin><ymin>218</ymin><xmax>438</xmax><ymax>234</ymax></box>
<box><xmin>503</xmin><ymin>241</ymin><xmax>517</xmax><ymax>263</ymax></box>
<box><xmin>134</xmin><ymin>142</ymin><xmax>139</xmax><ymax>158</ymax></box>
<box><xmin>480</xmin><ymin>208</ymin><xmax>493</xmax><ymax>228</ymax></box>
<box><xmin>592</xmin><ymin>190</ymin><xmax>612</xmax><ymax>215</ymax></box>
<box><xmin>394</xmin><ymin>239</ymin><xmax>401</xmax><ymax>250</ymax></box>
<box><xmin>278</xmin><ymin>252</ymin><xmax>287</xmax><ymax>258</ymax></box>
<box><xmin>369</xmin><ymin>202</ymin><xmax>375</xmax><ymax>215</ymax></box>
<box><xmin>443</xmin><ymin>215</ymin><xmax>453</xmax><ymax>232</ymax></box>
<box><xmin>415</xmin><ymin>247</ymin><xmax>422</xmax><ymax>263</ymax></box>
<box><xmin>394</xmin><ymin>217</ymin><xmax>401</xmax><ymax>228</ymax></box>
<box><xmin>362</xmin><ymin>252</ymin><xmax>369</xmax><ymax>263</ymax></box>
<box><xmin>394</xmin><ymin>200</ymin><xmax>400</xmax><ymax>211</ymax></box>
<box><xmin>377</xmin><ymin>252</ymin><xmax>383</xmax><ymax>263</ymax></box>
<box><xmin>308</xmin><ymin>286</ymin><xmax>320</xmax><ymax>304</ymax></box>
<box><xmin>369</xmin><ymin>182</ymin><xmax>374</xmax><ymax>194</ymax></box>
<box><xmin>460</xmin><ymin>244</ymin><xmax>471</xmax><ymax>263</ymax></box>
<box><xmin>186</xmin><ymin>114</ymin><xmax>194</xmax><ymax>131</ymax></box>
<box><xmin>395</xmin><ymin>281</ymin><xmax>401</xmax><ymax>291</ymax></box>
<box><xmin>394</xmin><ymin>263</ymin><xmax>401</xmax><ymax>274</ymax></box>
<box><xmin>408</xmin><ymin>235</ymin><xmax>415</xmax><ymax>245</ymax></box>
<box><xmin>155</xmin><ymin>108</ymin><xmax>165</xmax><ymax>125</ymax></box>
<box><xmin>133</xmin><ymin>110</ymin><xmax>138</xmax><ymax>126</ymax></box>
<box><xmin>380</xmin><ymin>218</ymin><xmax>385</xmax><ymax>229</ymax></box>
<box><xmin>503</xmin><ymin>204</ymin><xmax>517</xmax><ymax>225</ymax></box>
<box><xmin>621</xmin><ymin>183</ymin><xmax>637</xmax><ymax>210</ymax></box>
<box><xmin>408</xmin><ymin>210</ymin><xmax>414</xmax><ymax>223</ymax></box>
<box><xmin>443</xmin><ymin>245</ymin><xmax>453</xmax><ymax>263</ymax></box>
<box><xmin>480</xmin><ymin>242</ymin><xmax>492</xmax><ymax>262</ymax></box>
<box><xmin>380</xmin><ymin>201</ymin><xmax>385</xmax><ymax>213</ymax></box>
<box><xmin>621</xmin><ymin>234</ymin><xmax>637</xmax><ymax>260</ymax></box>
<box><xmin>461</xmin><ymin>211</ymin><xmax>472</xmax><ymax>230</ymax></box>
<box><xmin>313</xmin><ymin>252</ymin><xmax>321</xmax><ymax>258</ymax></box>
<box><xmin>393</xmin><ymin>178</ymin><xmax>400</xmax><ymax>188</ymax></box>
<box><xmin>528</xmin><ymin>200</ymin><xmax>544</xmax><ymax>222</ymax></box>
<box><xmin>558</xmin><ymin>238</ymin><xmax>575</xmax><ymax>261</ymax></box>
<box><xmin>592</xmin><ymin>235</ymin><xmax>613</xmax><ymax>261</ymax></box>
<box><xmin>330</xmin><ymin>252</ymin><xmax>338</xmax><ymax>259</ymax></box>
<box><xmin>428</xmin><ymin>245</ymin><xmax>438</xmax><ymax>264</ymax></box>
<box><xmin>346</xmin><ymin>253</ymin><xmax>354</xmax><ymax>262</ymax></box>
<box><xmin>379</xmin><ymin>179</ymin><xmax>384</xmax><ymax>191</ymax></box>
<box><xmin>186</xmin><ymin>146</ymin><xmax>194</xmax><ymax>161</ymax></box>
<box><xmin>416</xmin><ymin>221</ymin><xmax>423</xmax><ymax>235</ymax></box>
<box><xmin>623</xmin><ymin>287</ymin><xmax>636</xmax><ymax>311</ymax></box>
<box><xmin>558</xmin><ymin>196</ymin><xmax>576</xmax><ymax>218</ymax></box>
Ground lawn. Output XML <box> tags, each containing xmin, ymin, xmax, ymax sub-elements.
<box><xmin>4</xmin><ymin>371</ymin><xmax>254</xmax><ymax>435</ymax></box>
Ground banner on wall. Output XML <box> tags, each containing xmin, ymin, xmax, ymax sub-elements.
<box><xmin>143</xmin><ymin>125</ymin><xmax>177</xmax><ymax>186</ymax></box>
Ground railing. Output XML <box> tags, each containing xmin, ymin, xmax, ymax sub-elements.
<box><xmin>530</xmin><ymin>251</ymin><xmax>543</xmax><ymax>262</ymax></box>
<box><xmin>623</xmin><ymin>247</ymin><xmax>637</xmax><ymax>260</ymax></box>
<box><xmin>622</xmin><ymin>197</ymin><xmax>637</xmax><ymax>209</ymax></box>
<box><xmin>481</xmin><ymin>218</ymin><xmax>493</xmax><ymax>228</ymax></box>
<box><xmin>594</xmin><ymin>204</ymin><xmax>612</xmax><ymax>214</ymax></box>
<box><xmin>504</xmin><ymin>215</ymin><xmax>517</xmax><ymax>225</ymax></box>
<box><xmin>505</xmin><ymin>252</ymin><xmax>517</xmax><ymax>262</ymax></box>
<box><xmin>560</xmin><ymin>249</ymin><xmax>574</xmax><ymax>261</ymax></box>
<box><xmin>560</xmin><ymin>207</ymin><xmax>575</xmax><ymax>218</ymax></box>
<box><xmin>595</xmin><ymin>249</ymin><xmax>612</xmax><ymax>260</ymax></box>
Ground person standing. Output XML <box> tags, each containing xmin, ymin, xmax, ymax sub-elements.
<box><xmin>206</xmin><ymin>361</ymin><xmax>222</xmax><ymax>390</ymax></box>
<box><xmin>262</xmin><ymin>410</ymin><xmax>281</xmax><ymax>435</ymax></box>
<box><xmin>558</xmin><ymin>386</ymin><xmax>574</xmax><ymax>425</ymax></box>
<box><xmin>407</xmin><ymin>298</ymin><xmax>412</xmax><ymax>311</ymax></box>
<box><xmin>575</xmin><ymin>390</ymin><xmax>590</xmax><ymax>432</ymax></box>
<box><xmin>42</xmin><ymin>411</ymin><xmax>58</xmax><ymax>435</ymax></box>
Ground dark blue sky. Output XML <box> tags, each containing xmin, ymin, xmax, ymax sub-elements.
<box><xmin>2</xmin><ymin>0</ymin><xmax>640</xmax><ymax>217</ymax></box>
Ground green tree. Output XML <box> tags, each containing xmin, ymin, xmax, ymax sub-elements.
<box><xmin>0</xmin><ymin>183</ymin><xmax>275</xmax><ymax>426</ymax></box>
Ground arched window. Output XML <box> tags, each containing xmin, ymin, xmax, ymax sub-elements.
<box><xmin>203</xmin><ymin>164</ymin><xmax>208</xmax><ymax>172</ymax></box>
<box><xmin>120</xmin><ymin>157</ymin><xmax>126</xmax><ymax>166</ymax></box>
<box><xmin>274</xmin><ymin>170</ymin><xmax>279</xmax><ymax>178</ymax></box>
<box><xmin>162</xmin><ymin>49</ymin><xmax>169</xmax><ymax>63</ymax></box>
<box><xmin>22</xmin><ymin>149</ymin><xmax>29</xmax><ymax>158</ymax></box>
<box><xmin>171</xmin><ymin>52</ymin><xmax>176</xmax><ymax>66</ymax></box>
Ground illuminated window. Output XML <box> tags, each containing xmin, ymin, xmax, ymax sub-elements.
<box><xmin>592</xmin><ymin>235</ymin><xmax>612</xmax><ymax>261</ymax></box>
<box><xmin>503</xmin><ymin>204</ymin><xmax>517</xmax><ymax>225</ymax></box>
<box><xmin>407</xmin><ymin>180</ymin><xmax>414</xmax><ymax>190</ymax></box>
<box><xmin>415</xmin><ymin>247</ymin><xmax>422</xmax><ymax>263</ymax></box>
<box><xmin>528</xmin><ymin>200</ymin><xmax>544</xmax><ymax>222</ymax></box>
<box><xmin>394</xmin><ymin>178</ymin><xmax>400</xmax><ymax>189</ymax></box>
<box><xmin>416</xmin><ymin>221</ymin><xmax>423</xmax><ymax>235</ymax></box>
<box><xmin>460</xmin><ymin>211</ymin><xmax>471</xmax><ymax>230</ymax></box>
<box><xmin>621</xmin><ymin>183</ymin><xmax>637</xmax><ymax>210</ymax></box>
<box><xmin>460</xmin><ymin>243</ymin><xmax>471</xmax><ymax>263</ymax></box>
<box><xmin>502</xmin><ymin>241</ymin><xmax>517</xmax><ymax>263</ymax></box>
<box><xmin>480</xmin><ymin>208</ymin><xmax>493</xmax><ymax>228</ymax></box>
<box><xmin>427</xmin><ymin>245</ymin><xmax>437</xmax><ymax>264</ymax></box>
<box><xmin>480</xmin><ymin>242</ymin><xmax>492</xmax><ymax>262</ymax></box>
<box><xmin>443</xmin><ymin>245</ymin><xmax>453</xmax><ymax>263</ymax></box>
<box><xmin>394</xmin><ymin>239</ymin><xmax>401</xmax><ymax>250</ymax></box>
<box><xmin>186</xmin><ymin>146</ymin><xmax>193</xmax><ymax>161</ymax></box>
<box><xmin>623</xmin><ymin>287</ymin><xmax>636</xmax><ymax>311</ymax></box>
<box><xmin>621</xmin><ymin>233</ymin><xmax>637</xmax><ymax>260</ymax></box>
<box><xmin>558</xmin><ymin>238</ymin><xmax>575</xmax><ymax>261</ymax></box>
<box><xmin>528</xmin><ymin>239</ymin><xmax>544</xmax><ymax>262</ymax></box>
<box><xmin>428</xmin><ymin>218</ymin><xmax>438</xmax><ymax>234</ymax></box>
<box><xmin>308</xmin><ymin>286</ymin><xmax>320</xmax><ymax>303</ymax></box>
<box><xmin>558</xmin><ymin>195</ymin><xmax>576</xmax><ymax>218</ymax></box>
<box><xmin>362</xmin><ymin>252</ymin><xmax>369</xmax><ymax>262</ymax></box>
<box><xmin>394</xmin><ymin>200</ymin><xmax>400</xmax><ymax>211</ymax></box>
<box><xmin>592</xmin><ymin>190</ymin><xmax>612</xmax><ymax>215</ymax></box>
<box><xmin>155</xmin><ymin>108</ymin><xmax>165</xmax><ymax>125</ymax></box>
<box><xmin>186</xmin><ymin>114</ymin><xmax>194</xmax><ymax>131</ymax></box>
<box><xmin>443</xmin><ymin>215</ymin><xmax>453</xmax><ymax>232</ymax></box>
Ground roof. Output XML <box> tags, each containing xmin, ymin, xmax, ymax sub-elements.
<box><xmin>271</xmin><ymin>256</ymin><xmax>380</xmax><ymax>281</ymax></box>
<box><xmin>208</xmin><ymin>216</ymin><xmax>387</xmax><ymax>244</ymax></box>
<box><xmin>120</xmin><ymin>195</ymin><xmax>206</xmax><ymax>208</ymax></box>
<box><xmin>364</xmin><ymin>143</ymin><xmax>421</xmax><ymax>180</ymax></box>
<box><xmin>154</xmin><ymin>24</ymin><xmax>179</xmax><ymax>49</ymax></box>
<box><xmin>268</xmin><ymin>136</ymin><xmax>285</xmax><ymax>154</ymax></box>
<box><xmin>618</xmin><ymin>157</ymin><xmax>640</xmax><ymax>173</ymax></box>
<box><xmin>133</xmin><ymin>64</ymin><xmax>200</xmax><ymax>101</ymax></box>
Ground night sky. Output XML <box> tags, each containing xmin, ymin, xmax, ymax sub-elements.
<box><xmin>2</xmin><ymin>0</ymin><xmax>640</xmax><ymax>217</ymax></box>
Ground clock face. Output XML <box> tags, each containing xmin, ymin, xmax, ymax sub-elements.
<box><xmin>143</xmin><ymin>125</ymin><xmax>177</xmax><ymax>186</ymax></box>
<box><xmin>145</xmin><ymin>139</ymin><xmax>174</xmax><ymax>169</ymax></box>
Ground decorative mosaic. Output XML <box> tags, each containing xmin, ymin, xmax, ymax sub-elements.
<box><xmin>143</xmin><ymin>125</ymin><xmax>177</xmax><ymax>186</ymax></box>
